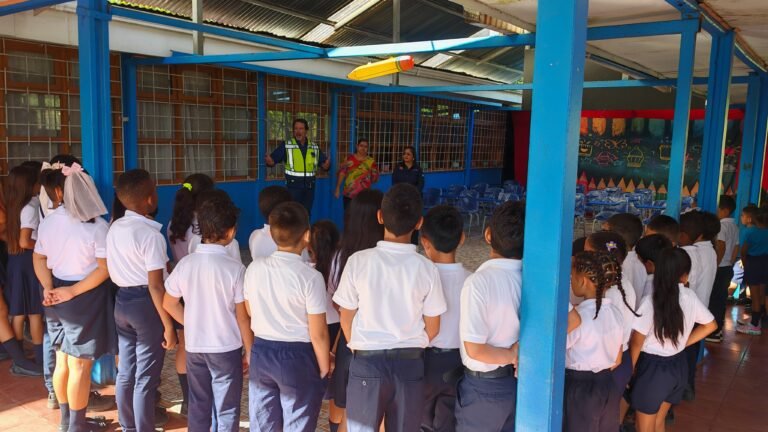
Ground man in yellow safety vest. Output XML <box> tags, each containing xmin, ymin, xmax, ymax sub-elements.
<box><xmin>265</xmin><ymin>118</ymin><xmax>330</xmax><ymax>215</ymax></box>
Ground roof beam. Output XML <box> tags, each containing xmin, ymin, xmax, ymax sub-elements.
<box><xmin>0</xmin><ymin>0</ymin><xmax>71</xmax><ymax>16</ymax></box>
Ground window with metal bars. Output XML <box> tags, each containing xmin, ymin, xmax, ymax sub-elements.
<box><xmin>0</xmin><ymin>38</ymin><xmax>124</xmax><ymax>176</ymax></box>
<box><xmin>136</xmin><ymin>65</ymin><xmax>258</xmax><ymax>183</ymax></box>
<box><xmin>472</xmin><ymin>110</ymin><xmax>507</xmax><ymax>169</ymax></box>
<box><xmin>419</xmin><ymin>97</ymin><xmax>467</xmax><ymax>172</ymax></box>
<box><xmin>353</xmin><ymin>93</ymin><xmax>416</xmax><ymax>174</ymax></box>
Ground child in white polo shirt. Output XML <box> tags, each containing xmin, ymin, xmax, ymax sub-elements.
<box><xmin>107</xmin><ymin>169</ymin><xmax>177</xmax><ymax>432</ymax></box>
<box><xmin>163</xmin><ymin>190</ymin><xmax>252</xmax><ymax>432</ymax></box>
<box><xmin>419</xmin><ymin>205</ymin><xmax>471</xmax><ymax>432</ymax></box>
<box><xmin>455</xmin><ymin>201</ymin><xmax>523</xmax><ymax>432</ymax></box>
<box><xmin>244</xmin><ymin>201</ymin><xmax>330</xmax><ymax>432</ymax></box>
<box><xmin>334</xmin><ymin>183</ymin><xmax>446</xmax><ymax>432</ymax></box>
<box><xmin>605</xmin><ymin>213</ymin><xmax>646</xmax><ymax>307</ymax></box>
<box><xmin>248</xmin><ymin>185</ymin><xmax>292</xmax><ymax>260</ymax></box>
<box><xmin>707</xmin><ymin>196</ymin><xmax>739</xmax><ymax>343</ymax></box>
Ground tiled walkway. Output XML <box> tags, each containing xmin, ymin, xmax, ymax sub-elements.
<box><xmin>0</xmin><ymin>238</ymin><xmax>764</xmax><ymax>431</ymax></box>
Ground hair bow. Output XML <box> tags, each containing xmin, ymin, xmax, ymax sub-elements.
<box><xmin>41</xmin><ymin>161</ymin><xmax>66</xmax><ymax>172</ymax></box>
<box><xmin>182</xmin><ymin>183</ymin><xmax>193</xmax><ymax>192</ymax></box>
<box><xmin>605</xmin><ymin>241</ymin><xmax>618</xmax><ymax>251</ymax></box>
<box><xmin>62</xmin><ymin>163</ymin><xmax>84</xmax><ymax>177</ymax></box>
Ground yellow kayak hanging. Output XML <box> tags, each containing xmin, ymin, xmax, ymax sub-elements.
<box><xmin>347</xmin><ymin>55</ymin><xmax>415</xmax><ymax>81</ymax></box>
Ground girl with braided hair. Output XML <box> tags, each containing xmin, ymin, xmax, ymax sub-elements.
<box><xmin>564</xmin><ymin>250</ymin><xmax>625</xmax><ymax>432</ymax></box>
<box><xmin>629</xmin><ymin>248</ymin><xmax>716</xmax><ymax>432</ymax></box>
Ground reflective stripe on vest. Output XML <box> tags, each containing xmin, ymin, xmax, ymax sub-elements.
<box><xmin>284</xmin><ymin>138</ymin><xmax>319</xmax><ymax>178</ymax></box>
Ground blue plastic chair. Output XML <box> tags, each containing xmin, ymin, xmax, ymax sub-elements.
<box><xmin>471</xmin><ymin>183</ymin><xmax>489</xmax><ymax>195</ymax></box>
<box><xmin>574</xmin><ymin>193</ymin><xmax>587</xmax><ymax>236</ymax></box>
<box><xmin>423</xmin><ymin>188</ymin><xmax>441</xmax><ymax>211</ymax></box>
<box><xmin>457</xmin><ymin>195</ymin><xmax>485</xmax><ymax>237</ymax></box>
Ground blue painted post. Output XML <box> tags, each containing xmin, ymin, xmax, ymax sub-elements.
<box><xmin>698</xmin><ymin>31</ymin><xmax>735</xmax><ymax>213</ymax></box>
<box><xmin>257</xmin><ymin>72</ymin><xmax>267</xmax><ymax>183</ymax></box>
<box><xmin>329</xmin><ymin>90</ymin><xmax>341</xmax><ymax>224</ymax></box>
<box><xmin>749</xmin><ymin>76</ymin><xmax>768</xmax><ymax>204</ymax></box>
<box><xmin>414</xmin><ymin>97</ymin><xmax>421</xmax><ymax>156</ymax></box>
<box><xmin>664</xmin><ymin>20</ymin><xmax>699</xmax><ymax>218</ymax></box>
<box><xmin>121</xmin><ymin>54</ymin><xmax>139</xmax><ymax>170</ymax></box>
<box><xmin>518</xmin><ymin>0</ymin><xmax>588</xmax><ymax>430</ymax></box>
<box><xmin>735</xmin><ymin>75</ymin><xmax>761</xmax><ymax>220</ymax></box>
<box><xmin>464</xmin><ymin>107</ymin><xmax>475</xmax><ymax>186</ymax></box>
<box><xmin>77</xmin><ymin>0</ymin><xmax>113</xmax><ymax>211</ymax></box>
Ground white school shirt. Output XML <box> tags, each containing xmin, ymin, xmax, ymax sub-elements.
<box><xmin>325</xmin><ymin>254</ymin><xmax>341</xmax><ymax>325</ymax></box>
<box><xmin>688</xmin><ymin>241</ymin><xmax>717</xmax><ymax>306</ymax></box>
<box><xmin>429</xmin><ymin>263</ymin><xmax>472</xmax><ymax>350</ymax></box>
<box><xmin>632</xmin><ymin>285</ymin><xmax>714</xmax><ymax>356</ymax></box>
<box><xmin>718</xmin><ymin>218</ymin><xmax>739</xmax><ymax>268</ymax></box>
<box><xmin>167</xmin><ymin>221</ymin><xmax>193</xmax><ymax>263</ymax></box>
<box><xmin>566</xmin><ymin>298</ymin><xmax>624</xmax><ymax>372</ymax></box>
<box><xmin>249</xmin><ymin>224</ymin><xmax>310</xmax><ymax>261</ymax></box>
<box><xmin>106</xmin><ymin>210</ymin><xmax>169</xmax><ymax>287</ymax></box>
<box><xmin>244</xmin><ymin>251</ymin><xmax>327</xmax><ymax>342</ymax></box>
<box><xmin>34</xmin><ymin>206</ymin><xmax>109</xmax><ymax>281</ymax></box>
<box><xmin>20</xmin><ymin>196</ymin><xmax>41</xmax><ymax>241</ymax></box>
<box><xmin>188</xmin><ymin>234</ymin><xmax>241</xmax><ymax>262</ymax></box>
<box><xmin>459</xmin><ymin>259</ymin><xmax>522</xmax><ymax>373</ymax></box>
<box><xmin>623</xmin><ymin>251</ymin><xmax>647</xmax><ymax>308</ymax></box>
<box><xmin>333</xmin><ymin>241</ymin><xmax>446</xmax><ymax>351</ymax></box>
<box><xmin>605</xmin><ymin>280</ymin><xmax>637</xmax><ymax>351</ymax></box>
<box><xmin>640</xmin><ymin>274</ymin><xmax>654</xmax><ymax>302</ymax></box>
<box><xmin>165</xmin><ymin>244</ymin><xmax>246</xmax><ymax>353</ymax></box>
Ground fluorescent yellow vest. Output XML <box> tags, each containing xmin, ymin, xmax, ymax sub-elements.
<box><xmin>284</xmin><ymin>138</ymin><xmax>319</xmax><ymax>178</ymax></box>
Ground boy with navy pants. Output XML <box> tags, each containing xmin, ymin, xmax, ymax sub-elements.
<box><xmin>107</xmin><ymin>169</ymin><xmax>177</xmax><ymax>432</ymax></box>
<box><xmin>163</xmin><ymin>190</ymin><xmax>252</xmax><ymax>432</ymax></box>
<box><xmin>419</xmin><ymin>205</ymin><xmax>471</xmax><ymax>432</ymax></box>
<box><xmin>455</xmin><ymin>201</ymin><xmax>524</xmax><ymax>432</ymax></box>
<box><xmin>244</xmin><ymin>201</ymin><xmax>330</xmax><ymax>432</ymax></box>
<box><xmin>334</xmin><ymin>183</ymin><xmax>447</xmax><ymax>432</ymax></box>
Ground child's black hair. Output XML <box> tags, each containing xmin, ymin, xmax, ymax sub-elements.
<box><xmin>258</xmin><ymin>185</ymin><xmax>293</xmax><ymax>220</ymax></box>
<box><xmin>635</xmin><ymin>234</ymin><xmax>673</xmax><ymax>264</ymax></box>
<box><xmin>421</xmin><ymin>205</ymin><xmax>464</xmax><ymax>254</ymax></box>
<box><xmin>646</xmin><ymin>215</ymin><xmax>680</xmax><ymax>245</ymax></box>
<box><xmin>269</xmin><ymin>201</ymin><xmax>309</xmax><ymax>247</ymax></box>
<box><xmin>197</xmin><ymin>189</ymin><xmax>239</xmax><ymax>243</ymax></box>
<box><xmin>700</xmin><ymin>211</ymin><xmax>721</xmax><ymax>242</ymax></box>
<box><xmin>572</xmin><ymin>237</ymin><xmax>587</xmax><ymax>256</ymax></box>
<box><xmin>587</xmin><ymin>231</ymin><xmax>627</xmax><ymax>263</ymax></box>
<box><xmin>40</xmin><ymin>167</ymin><xmax>66</xmax><ymax>204</ymax></box>
<box><xmin>20</xmin><ymin>161</ymin><xmax>42</xmax><ymax>181</ymax></box>
<box><xmin>573</xmin><ymin>250</ymin><xmax>636</xmax><ymax>319</ymax></box>
<box><xmin>679</xmin><ymin>210</ymin><xmax>705</xmax><ymax>244</ymax></box>
<box><xmin>652</xmin><ymin>247</ymin><xmax>691</xmax><ymax>348</ymax></box>
<box><xmin>111</xmin><ymin>192</ymin><xmax>126</xmax><ymax>222</ymax></box>
<box><xmin>488</xmin><ymin>201</ymin><xmax>525</xmax><ymax>259</ymax></box>
<box><xmin>115</xmin><ymin>169</ymin><xmax>154</xmax><ymax>210</ymax></box>
<box><xmin>718</xmin><ymin>195</ymin><xmax>736</xmax><ymax>215</ymax></box>
<box><xmin>606</xmin><ymin>213</ymin><xmax>643</xmax><ymax>248</ymax></box>
<box><xmin>50</xmin><ymin>154</ymin><xmax>82</xmax><ymax>167</ymax></box>
<box><xmin>169</xmin><ymin>173</ymin><xmax>215</xmax><ymax>243</ymax></box>
<box><xmin>336</xmin><ymin>189</ymin><xmax>384</xmax><ymax>288</ymax></box>
<box><xmin>381</xmin><ymin>183</ymin><xmax>423</xmax><ymax>236</ymax></box>
<box><xmin>5</xmin><ymin>165</ymin><xmax>38</xmax><ymax>255</ymax></box>
<box><xmin>310</xmin><ymin>220</ymin><xmax>340</xmax><ymax>286</ymax></box>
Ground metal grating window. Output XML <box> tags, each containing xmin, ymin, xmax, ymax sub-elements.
<box><xmin>472</xmin><ymin>110</ymin><xmax>507</xmax><ymax>169</ymax></box>
<box><xmin>419</xmin><ymin>97</ymin><xmax>467</xmax><ymax>172</ymax></box>
<box><xmin>355</xmin><ymin>93</ymin><xmax>416</xmax><ymax>174</ymax></box>
<box><xmin>265</xmin><ymin>74</ymin><xmax>330</xmax><ymax>180</ymax></box>
<box><xmin>0</xmin><ymin>38</ymin><xmax>124</xmax><ymax>176</ymax></box>
<box><xmin>136</xmin><ymin>65</ymin><xmax>258</xmax><ymax>183</ymax></box>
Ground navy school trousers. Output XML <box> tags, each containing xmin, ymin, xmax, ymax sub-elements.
<box><xmin>421</xmin><ymin>348</ymin><xmax>462</xmax><ymax>432</ymax></box>
<box><xmin>187</xmin><ymin>348</ymin><xmax>243</xmax><ymax>432</ymax></box>
<box><xmin>113</xmin><ymin>287</ymin><xmax>165</xmax><ymax>432</ymax></box>
<box><xmin>563</xmin><ymin>368</ymin><xmax>618</xmax><ymax>432</ymax></box>
<box><xmin>346</xmin><ymin>349</ymin><xmax>426</xmax><ymax>432</ymax></box>
<box><xmin>249</xmin><ymin>337</ymin><xmax>325</xmax><ymax>432</ymax></box>
<box><xmin>454</xmin><ymin>370</ymin><xmax>517</xmax><ymax>432</ymax></box>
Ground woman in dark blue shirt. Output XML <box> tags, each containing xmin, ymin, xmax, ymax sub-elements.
<box><xmin>391</xmin><ymin>146</ymin><xmax>424</xmax><ymax>192</ymax></box>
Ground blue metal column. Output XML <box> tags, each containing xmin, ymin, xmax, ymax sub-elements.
<box><xmin>749</xmin><ymin>75</ymin><xmax>768</xmax><ymax>204</ymax></box>
<box><xmin>464</xmin><ymin>107</ymin><xmax>475</xmax><ymax>185</ymax></box>
<box><xmin>257</xmin><ymin>72</ymin><xmax>267</xmax><ymax>182</ymax></box>
<box><xmin>77</xmin><ymin>0</ymin><xmax>113</xmax><ymax>209</ymax></box>
<box><xmin>698</xmin><ymin>31</ymin><xmax>735</xmax><ymax>212</ymax></box>
<box><xmin>518</xmin><ymin>0</ymin><xmax>588</xmax><ymax>430</ymax></box>
<box><xmin>664</xmin><ymin>20</ymin><xmax>699</xmax><ymax>218</ymax></box>
<box><xmin>120</xmin><ymin>54</ymin><xmax>139</xmax><ymax>170</ymax></box>
<box><xmin>735</xmin><ymin>75</ymin><xmax>761</xmax><ymax>219</ymax></box>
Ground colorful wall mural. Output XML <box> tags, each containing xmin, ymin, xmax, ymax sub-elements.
<box><xmin>576</xmin><ymin>116</ymin><xmax>743</xmax><ymax>198</ymax></box>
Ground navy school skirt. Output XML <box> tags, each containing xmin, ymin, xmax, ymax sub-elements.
<box><xmin>743</xmin><ymin>255</ymin><xmax>768</xmax><ymax>286</ymax></box>
<box><xmin>628</xmin><ymin>351</ymin><xmax>688</xmax><ymax>415</ymax></box>
<box><xmin>5</xmin><ymin>249</ymin><xmax>43</xmax><ymax>316</ymax></box>
<box><xmin>45</xmin><ymin>277</ymin><xmax>118</xmax><ymax>360</ymax></box>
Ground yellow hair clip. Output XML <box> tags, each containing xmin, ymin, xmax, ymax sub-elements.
<box><xmin>182</xmin><ymin>183</ymin><xmax>193</xmax><ymax>192</ymax></box>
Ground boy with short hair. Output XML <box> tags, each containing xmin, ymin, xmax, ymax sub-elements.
<box><xmin>419</xmin><ymin>205</ymin><xmax>471</xmax><ymax>432</ymax></box>
<box><xmin>244</xmin><ymin>201</ymin><xmax>330</xmax><ymax>432</ymax></box>
<box><xmin>644</xmin><ymin>214</ymin><xmax>680</xmax><ymax>246</ymax></box>
<box><xmin>334</xmin><ymin>183</ymin><xmax>446</xmax><ymax>432</ymax></box>
<box><xmin>605</xmin><ymin>213</ymin><xmax>645</xmax><ymax>306</ymax></box>
<box><xmin>707</xmin><ymin>196</ymin><xmax>738</xmax><ymax>343</ymax></box>
<box><xmin>454</xmin><ymin>201</ymin><xmax>524</xmax><ymax>431</ymax></box>
<box><xmin>163</xmin><ymin>190</ymin><xmax>252</xmax><ymax>432</ymax></box>
<box><xmin>248</xmin><ymin>185</ymin><xmax>293</xmax><ymax>260</ymax></box>
<box><xmin>107</xmin><ymin>169</ymin><xmax>177</xmax><ymax>432</ymax></box>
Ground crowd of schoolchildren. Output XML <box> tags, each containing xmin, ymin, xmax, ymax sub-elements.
<box><xmin>1</xmin><ymin>154</ymin><xmax>767</xmax><ymax>432</ymax></box>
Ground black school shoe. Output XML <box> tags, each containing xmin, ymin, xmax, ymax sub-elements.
<box><xmin>87</xmin><ymin>392</ymin><xmax>115</xmax><ymax>412</ymax></box>
<box><xmin>705</xmin><ymin>330</ymin><xmax>723</xmax><ymax>343</ymax></box>
<box><xmin>155</xmin><ymin>406</ymin><xmax>169</xmax><ymax>427</ymax></box>
<box><xmin>9</xmin><ymin>363</ymin><xmax>43</xmax><ymax>377</ymax></box>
